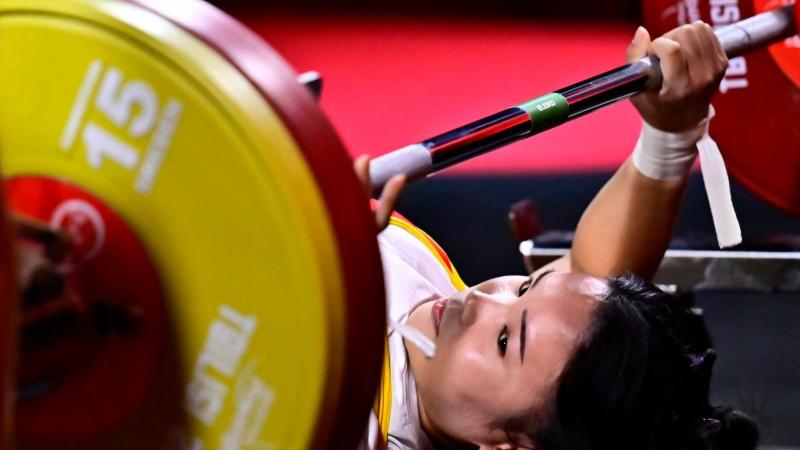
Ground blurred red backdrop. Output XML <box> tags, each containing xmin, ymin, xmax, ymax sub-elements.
<box><xmin>242</xmin><ymin>14</ymin><xmax>643</xmax><ymax>175</ymax></box>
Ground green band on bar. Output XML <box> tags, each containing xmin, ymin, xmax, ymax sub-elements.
<box><xmin>517</xmin><ymin>93</ymin><xmax>569</xmax><ymax>132</ymax></box>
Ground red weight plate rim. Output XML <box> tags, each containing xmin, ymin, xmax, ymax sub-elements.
<box><xmin>126</xmin><ymin>1</ymin><xmax>386</xmax><ymax>447</ymax></box>
<box><xmin>643</xmin><ymin>0</ymin><xmax>800</xmax><ymax>218</ymax></box>
<box><xmin>745</xmin><ymin>0</ymin><xmax>800</xmax><ymax>216</ymax></box>
<box><xmin>0</xmin><ymin>185</ymin><xmax>18</xmax><ymax>449</ymax></box>
<box><xmin>727</xmin><ymin>157</ymin><xmax>800</xmax><ymax>217</ymax></box>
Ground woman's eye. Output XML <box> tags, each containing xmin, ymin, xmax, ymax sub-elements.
<box><xmin>518</xmin><ymin>279</ymin><xmax>532</xmax><ymax>296</ymax></box>
<box><xmin>498</xmin><ymin>326</ymin><xmax>509</xmax><ymax>356</ymax></box>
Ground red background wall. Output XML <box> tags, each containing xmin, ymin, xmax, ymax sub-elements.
<box><xmin>243</xmin><ymin>14</ymin><xmax>643</xmax><ymax>175</ymax></box>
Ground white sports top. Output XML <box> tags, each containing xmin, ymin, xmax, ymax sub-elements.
<box><xmin>360</xmin><ymin>218</ymin><xmax>464</xmax><ymax>450</ymax></box>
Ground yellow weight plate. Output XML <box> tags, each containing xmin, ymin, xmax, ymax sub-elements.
<box><xmin>0</xmin><ymin>1</ymin><xmax>345</xmax><ymax>448</ymax></box>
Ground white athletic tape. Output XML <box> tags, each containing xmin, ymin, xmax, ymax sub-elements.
<box><xmin>389</xmin><ymin>319</ymin><xmax>436</xmax><ymax>358</ymax></box>
<box><xmin>369</xmin><ymin>144</ymin><xmax>432</xmax><ymax>193</ymax></box>
<box><xmin>632</xmin><ymin>106</ymin><xmax>741</xmax><ymax>249</ymax></box>
<box><xmin>632</xmin><ymin>117</ymin><xmax>701</xmax><ymax>181</ymax></box>
<box><xmin>696</xmin><ymin>133</ymin><xmax>742</xmax><ymax>248</ymax></box>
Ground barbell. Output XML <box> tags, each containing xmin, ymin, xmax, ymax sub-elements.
<box><xmin>368</xmin><ymin>3</ymin><xmax>799</xmax><ymax>201</ymax></box>
<box><xmin>0</xmin><ymin>0</ymin><xmax>797</xmax><ymax>449</ymax></box>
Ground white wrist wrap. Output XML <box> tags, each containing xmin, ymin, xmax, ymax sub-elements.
<box><xmin>632</xmin><ymin>119</ymin><xmax>700</xmax><ymax>181</ymax></box>
<box><xmin>632</xmin><ymin>106</ymin><xmax>742</xmax><ymax>249</ymax></box>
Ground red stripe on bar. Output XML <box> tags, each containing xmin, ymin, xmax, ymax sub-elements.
<box><xmin>429</xmin><ymin>112</ymin><xmax>530</xmax><ymax>159</ymax></box>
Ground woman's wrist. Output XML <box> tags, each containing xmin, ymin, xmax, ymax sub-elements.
<box><xmin>632</xmin><ymin>106</ymin><xmax>715</xmax><ymax>180</ymax></box>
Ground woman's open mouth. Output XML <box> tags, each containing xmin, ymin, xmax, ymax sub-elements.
<box><xmin>432</xmin><ymin>298</ymin><xmax>448</xmax><ymax>335</ymax></box>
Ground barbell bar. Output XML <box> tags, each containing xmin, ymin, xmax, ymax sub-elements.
<box><xmin>368</xmin><ymin>4</ymin><xmax>799</xmax><ymax>194</ymax></box>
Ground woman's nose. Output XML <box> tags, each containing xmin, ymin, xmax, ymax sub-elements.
<box><xmin>460</xmin><ymin>290</ymin><xmax>509</xmax><ymax>326</ymax></box>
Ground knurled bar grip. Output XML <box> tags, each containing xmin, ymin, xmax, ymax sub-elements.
<box><xmin>718</xmin><ymin>5</ymin><xmax>797</xmax><ymax>57</ymax></box>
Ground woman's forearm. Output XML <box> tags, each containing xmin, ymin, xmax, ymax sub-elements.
<box><xmin>568</xmin><ymin>21</ymin><xmax>730</xmax><ymax>280</ymax></box>
<box><xmin>570</xmin><ymin>157</ymin><xmax>690</xmax><ymax>280</ymax></box>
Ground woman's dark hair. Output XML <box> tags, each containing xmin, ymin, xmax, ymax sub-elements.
<box><xmin>535</xmin><ymin>274</ymin><xmax>758</xmax><ymax>450</ymax></box>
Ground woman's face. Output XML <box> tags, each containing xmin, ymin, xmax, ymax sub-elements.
<box><xmin>406</xmin><ymin>271</ymin><xmax>607</xmax><ymax>448</ymax></box>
